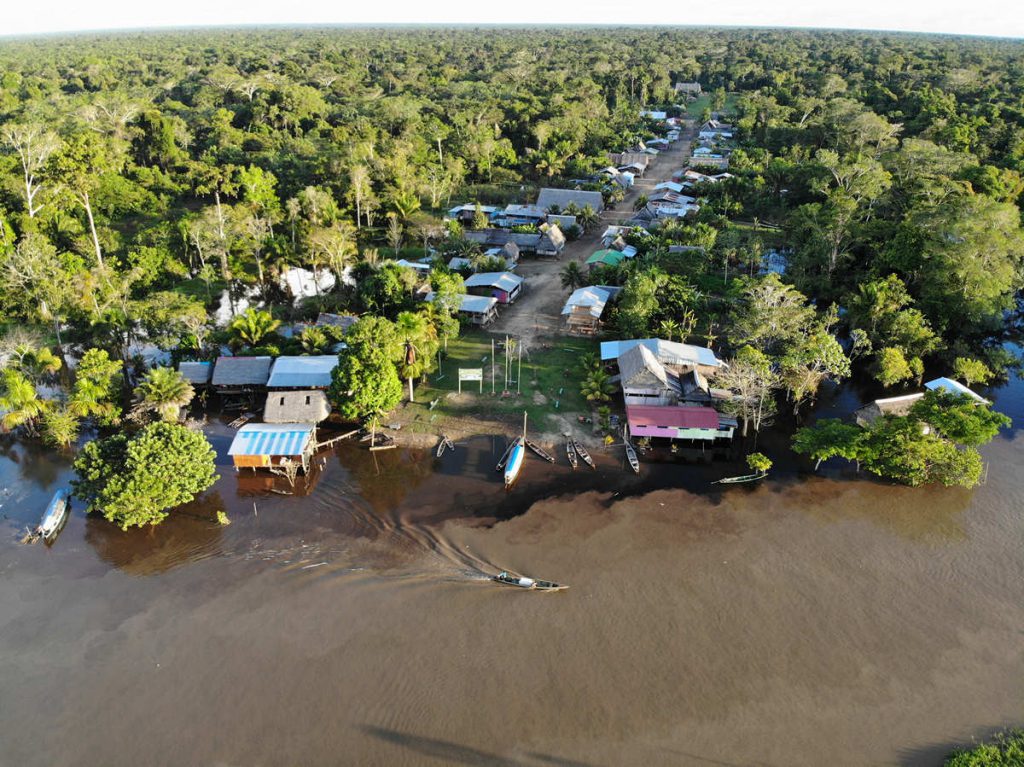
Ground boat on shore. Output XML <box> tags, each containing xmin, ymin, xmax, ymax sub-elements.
<box><xmin>436</xmin><ymin>435</ymin><xmax>455</xmax><ymax>458</ymax></box>
<box><xmin>624</xmin><ymin>426</ymin><xmax>640</xmax><ymax>474</ymax></box>
<box><xmin>573</xmin><ymin>439</ymin><xmax>594</xmax><ymax>469</ymax></box>
<box><xmin>492</xmin><ymin>571</ymin><xmax>568</xmax><ymax>591</ymax></box>
<box><xmin>525</xmin><ymin>439</ymin><xmax>555</xmax><ymax>463</ymax></box>
<box><xmin>37</xmin><ymin>489</ymin><xmax>70</xmax><ymax>542</ymax></box>
<box><xmin>566</xmin><ymin>438</ymin><xmax>578</xmax><ymax>469</ymax></box>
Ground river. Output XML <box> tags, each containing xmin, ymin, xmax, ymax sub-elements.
<box><xmin>0</xmin><ymin>374</ymin><xmax>1022</xmax><ymax>766</ymax></box>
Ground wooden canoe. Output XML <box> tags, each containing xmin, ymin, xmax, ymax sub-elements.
<box><xmin>573</xmin><ymin>439</ymin><xmax>594</xmax><ymax>469</ymax></box>
<box><xmin>713</xmin><ymin>473</ymin><xmax>766</xmax><ymax>484</ymax></box>
<box><xmin>525</xmin><ymin>439</ymin><xmax>555</xmax><ymax>463</ymax></box>
<box><xmin>625</xmin><ymin>442</ymin><xmax>640</xmax><ymax>474</ymax></box>
<box><xmin>566</xmin><ymin>439</ymin><xmax>578</xmax><ymax>469</ymax></box>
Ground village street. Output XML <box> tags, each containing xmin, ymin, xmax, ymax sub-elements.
<box><xmin>489</xmin><ymin>121</ymin><xmax>696</xmax><ymax>348</ymax></box>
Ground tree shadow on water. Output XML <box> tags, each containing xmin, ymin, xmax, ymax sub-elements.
<box><xmin>361</xmin><ymin>725</ymin><xmax>598</xmax><ymax>767</ymax></box>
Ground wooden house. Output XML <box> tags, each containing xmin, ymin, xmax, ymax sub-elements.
<box><xmin>535</xmin><ymin>188</ymin><xmax>605</xmax><ymax>214</ymax></box>
<box><xmin>626</xmin><ymin>405</ymin><xmax>732</xmax><ymax>443</ymax></box>
<box><xmin>228</xmin><ymin>423</ymin><xmax>317</xmax><ymax>472</ymax></box>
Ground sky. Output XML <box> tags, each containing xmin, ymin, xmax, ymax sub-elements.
<box><xmin>3</xmin><ymin>0</ymin><xmax>1022</xmax><ymax>39</ymax></box>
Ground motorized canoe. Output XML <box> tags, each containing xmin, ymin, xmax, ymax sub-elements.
<box><xmin>573</xmin><ymin>439</ymin><xmax>595</xmax><ymax>469</ymax></box>
<box><xmin>566</xmin><ymin>438</ymin><xmax>578</xmax><ymax>469</ymax></box>
<box><xmin>525</xmin><ymin>439</ymin><xmax>555</xmax><ymax>463</ymax></box>
<box><xmin>713</xmin><ymin>473</ymin><xmax>767</xmax><ymax>485</ymax></box>
<box><xmin>38</xmin><ymin>489</ymin><xmax>70</xmax><ymax>541</ymax></box>
<box><xmin>503</xmin><ymin>439</ymin><xmax>525</xmax><ymax>488</ymax></box>
<box><xmin>496</xmin><ymin>440</ymin><xmax>516</xmax><ymax>471</ymax></box>
<box><xmin>492</xmin><ymin>571</ymin><xmax>568</xmax><ymax>591</ymax></box>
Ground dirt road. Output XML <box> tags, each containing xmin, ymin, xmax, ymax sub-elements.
<box><xmin>490</xmin><ymin>125</ymin><xmax>695</xmax><ymax>346</ymax></box>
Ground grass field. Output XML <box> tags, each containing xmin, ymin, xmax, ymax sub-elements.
<box><xmin>684</xmin><ymin>92</ymin><xmax>739</xmax><ymax>119</ymax></box>
<box><xmin>392</xmin><ymin>330</ymin><xmax>599</xmax><ymax>437</ymax></box>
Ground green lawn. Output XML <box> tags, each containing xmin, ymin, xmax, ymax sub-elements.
<box><xmin>684</xmin><ymin>92</ymin><xmax>739</xmax><ymax>119</ymax></box>
<box><xmin>397</xmin><ymin>330</ymin><xmax>599</xmax><ymax>436</ymax></box>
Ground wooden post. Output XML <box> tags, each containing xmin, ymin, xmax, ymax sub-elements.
<box><xmin>491</xmin><ymin>338</ymin><xmax>495</xmax><ymax>394</ymax></box>
<box><xmin>517</xmin><ymin>341</ymin><xmax>522</xmax><ymax>395</ymax></box>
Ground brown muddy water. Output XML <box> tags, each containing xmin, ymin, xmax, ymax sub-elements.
<box><xmin>1</xmin><ymin>379</ymin><xmax>1022</xmax><ymax>767</ymax></box>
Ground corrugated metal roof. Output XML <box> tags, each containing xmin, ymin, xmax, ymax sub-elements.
<box><xmin>535</xmin><ymin>188</ymin><xmax>605</xmax><ymax>213</ymax></box>
<box><xmin>267</xmin><ymin>356</ymin><xmax>338</xmax><ymax>388</ymax></box>
<box><xmin>562</xmin><ymin>286</ymin><xmax>611</xmax><ymax>318</ymax></box>
<box><xmin>228</xmin><ymin>423</ymin><xmax>316</xmax><ymax>456</ymax></box>
<box><xmin>600</xmin><ymin>339</ymin><xmax>724</xmax><ymax>368</ymax></box>
<box><xmin>179</xmin><ymin>361</ymin><xmax>213</xmax><ymax>384</ymax></box>
<box><xmin>924</xmin><ymin>377</ymin><xmax>988</xmax><ymax>403</ymax></box>
<box><xmin>464</xmin><ymin>272</ymin><xmax>523</xmax><ymax>292</ymax></box>
<box><xmin>212</xmin><ymin>356</ymin><xmax>272</xmax><ymax>386</ymax></box>
<box><xmin>586</xmin><ymin>249</ymin><xmax>626</xmax><ymax>267</ymax></box>
<box><xmin>627</xmin><ymin>405</ymin><xmax>720</xmax><ymax>431</ymax></box>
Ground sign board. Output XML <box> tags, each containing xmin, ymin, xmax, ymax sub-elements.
<box><xmin>458</xmin><ymin>368</ymin><xmax>484</xmax><ymax>393</ymax></box>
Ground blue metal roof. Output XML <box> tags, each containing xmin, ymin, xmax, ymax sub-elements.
<box><xmin>228</xmin><ymin>424</ymin><xmax>316</xmax><ymax>457</ymax></box>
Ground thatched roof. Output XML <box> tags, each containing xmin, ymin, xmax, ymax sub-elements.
<box><xmin>263</xmin><ymin>390</ymin><xmax>331</xmax><ymax>424</ymax></box>
<box><xmin>315</xmin><ymin>313</ymin><xmax>358</xmax><ymax>332</ymax></box>
<box><xmin>618</xmin><ymin>344</ymin><xmax>677</xmax><ymax>394</ymax></box>
<box><xmin>536</xmin><ymin>188</ymin><xmax>604</xmax><ymax>213</ymax></box>
<box><xmin>212</xmin><ymin>356</ymin><xmax>272</xmax><ymax>387</ymax></box>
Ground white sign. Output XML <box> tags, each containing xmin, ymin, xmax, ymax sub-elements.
<box><xmin>459</xmin><ymin>368</ymin><xmax>483</xmax><ymax>381</ymax></box>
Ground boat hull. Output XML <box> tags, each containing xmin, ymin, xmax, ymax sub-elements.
<box><xmin>503</xmin><ymin>441</ymin><xmax>525</xmax><ymax>487</ymax></box>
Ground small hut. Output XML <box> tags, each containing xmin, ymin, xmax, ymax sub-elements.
<box><xmin>227</xmin><ymin>423</ymin><xmax>316</xmax><ymax>472</ymax></box>
<box><xmin>853</xmin><ymin>393</ymin><xmax>925</xmax><ymax>428</ymax></box>
<box><xmin>263</xmin><ymin>390</ymin><xmax>331</xmax><ymax>424</ymax></box>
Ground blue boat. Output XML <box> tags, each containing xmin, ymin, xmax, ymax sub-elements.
<box><xmin>503</xmin><ymin>438</ymin><xmax>525</xmax><ymax>488</ymax></box>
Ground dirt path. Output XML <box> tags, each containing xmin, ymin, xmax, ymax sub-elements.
<box><xmin>490</xmin><ymin>123</ymin><xmax>696</xmax><ymax>346</ymax></box>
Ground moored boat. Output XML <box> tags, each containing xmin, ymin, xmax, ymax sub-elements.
<box><xmin>436</xmin><ymin>435</ymin><xmax>455</xmax><ymax>458</ymax></box>
<box><xmin>525</xmin><ymin>439</ymin><xmax>555</xmax><ymax>463</ymax></box>
<box><xmin>566</xmin><ymin>438</ymin><xmax>578</xmax><ymax>469</ymax></box>
<box><xmin>624</xmin><ymin>426</ymin><xmax>640</xmax><ymax>474</ymax></box>
<box><xmin>38</xmin><ymin>489</ymin><xmax>70</xmax><ymax>541</ymax></box>
<box><xmin>492</xmin><ymin>571</ymin><xmax>568</xmax><ymax>591</ymax></box>
<box><xmin>503</xmin><ymin>438</ymin><xmax>525</xmax><ymax>488</ymax></box>
<box><xmin>573</xmin><ymin>439</ymin><xmax>594</xmax><ymax>469</ymax></box>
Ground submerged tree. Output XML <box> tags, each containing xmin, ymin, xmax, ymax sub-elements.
<box><xmin>72</xmin><ymin>422</ymin><xmax>217</xmax><ymax>529</ymax></box>
<box><xmin>131</xmin><ymin>367</ymin><xmax>195</xmax><ymax>423</ymax></box>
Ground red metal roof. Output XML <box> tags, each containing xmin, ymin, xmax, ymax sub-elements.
<box><xmin>626</xmin><ymin>405</ymin><xmax>719</xmax><ymax>431</ymax></box>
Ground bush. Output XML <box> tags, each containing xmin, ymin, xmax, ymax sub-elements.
<box><xmin>944</xmin><ymin>729</ymin><xmax>1024</xmax><ymax>766</ymax></box>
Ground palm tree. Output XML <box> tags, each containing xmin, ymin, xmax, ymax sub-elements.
<box><xmin>560</xmin><ymin>261</ymin><xmax>585</xmax><ymax>292</ymax></box>
<box><xmin>229</xmin><ymin>308</ymin><xmax>280</xmax><ymax>349</ymax></box>
<box><xmin>580</xmin><ymin>368</ymin><xmax>614</xmax><ymax>403</ymax></box>
<box><xmin>0</xmin><ymin>369</ymin><xmax>47</xmax><ymax>435</ymax></box>
<box><xmin>11</xmin><ymin>344</ymin><xmax>62</xmax><ymax>384</ymax></box>
<box><xmin>42</xmin><ymin>406</ymin><xmax>80</xmax><ymax>449</ymax></box>
<box><xmin>299</xmin><ymin>326</ymin><xmax>330</xmax><ymax>354</ymax></box>
<box><xmin>132</xmin><ymin>366</ymin><xmax>195</xmax><ymax>423</ymax></box>
<box><xmin>395</xmin><ymin>311</ymin><xmax>431</xmax><ymax>402</ymax></box>
<box><xmin>658</xmin><ymin>319</ymin><xmax>681</xmax><ymax>341</ymax></box>
<box><xmin>633</xmin><ymin>194</ymin><xmax>649</xmax><ymax>212</ymax></box>
<box><xmin>577</xmin><ymin>204</ymin><xmax>600</xmax><ymax>231</ymax></box>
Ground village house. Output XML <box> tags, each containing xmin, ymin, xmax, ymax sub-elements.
<box><xmin>263</xmin><ymin>390</ymin><xmax>331</xmax><ymax>424</ymax></box>
<box><xmin>211</xmin><ymin>356</ymin><xmax>272</xmax><ymax>393</ymax></box>
<box><xmin>640</xmin><ymin>109</ymin><xmax>668</xmax><ymax>120</ymax></box>
<box><xmin>854</xmin><ymin>393</ymin><xmax>926</xmax><ymax>428</ymax></box>
<box><xmin>698</xmin><ymin>120</ymin><xmax>734</xmax><ymax>141</ymax></box>
<box><xmin>601</xmin><ymin>225</ymin><xmax>651</xmax><ymax>248</ymax></box>
<box><xmin>626</xmin><ymin>404</ymin><xmax>734</xmax><ymax>444</ymax></box>
<box><xmin>494</xmin><ymin>204</ymin><xmax>547</xmax><ymax>228</ymax></box>
<box><xmin>266</xmin><ymin>355</ymin><xmax>339</xmax><ymax>389</ymax></box>
<box><xmin>228</xmin><ymin>423</ymin><xmax>317</xmax><ymax>472</ymax></box>
<box><xmin>447</xmin><ymin>203</ymin><xmax>499</xmax><ymax>225</ymax></box>
<box><xmin>608</xmin><ymin>152</ymin><xmax>651</xmax><ymax>170</ymax></box>
<box><xmin>674</xmin><ymin>81</ymin><xmax>702</xmax><ymax>96</ymax></box>
<box><xmin>464</xmin><ymin>229</ymin><xmax>542</xmax><ymax>254</ymax></box>
<box><xmin>612</xmin><ymin>343</ymin><xmax>728</xmax><ymax>409</ymax></box>
<box><xmin>535</xmin><ymin>188</ymin><xmax>605</xmax><ymax>214</ymax></box>
<box><xmin>315</xmin><ymin>313</ymin><xmax>359</xmax><ymax>334</ymax></box>
<box><xmin>536</xmin><ymin>224</ymin><xmax>567</xmax><ymax>256</ymax></box>
<box><xmin>585</xmin><ymin>249</ymin><xmax>628</xmax><ymax>270</ymax></box>
<box><xmin>464</xmin><ymin>271</ymin><xmax>525</xmax><ymax>304</ymax></box>
<box><xmin>561</xmin><ymin>285</ymin><xmax>620</xmax><ymax>334</ymax></box>
<box><xmin>601</xmin><ymin>338</ymin><xmax>726</xmax><ymax>377</ymax></box>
